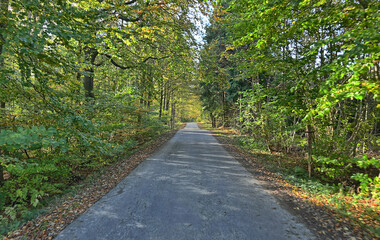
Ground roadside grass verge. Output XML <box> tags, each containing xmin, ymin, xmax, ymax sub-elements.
<box><xmin>202</xmin><ymin>123</ymin><xmax>379</xmax><ymax>238</ymax></box>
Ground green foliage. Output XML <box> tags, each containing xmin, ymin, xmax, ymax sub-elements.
<box><xmin>354</xmin><ymin>155</ymin><xmax>380</xmax><ymax>169</ymax></box>
<box><xmin>199</xmin><ymin>0</ymin><xmax>379</xmax><ymax>200</ymax></box>
<box><xmin>312</xmin><ymin>154</ymin><xmax>379</xmax><ymax>198</ymax></box>
<box><xmin>351</xmin><ymin>173</ymin><xmax>380</xmax><ymax>199</ymax></box>
<box><xmin>0</xmin><ymin>126</ymin><xmax>67</xmax><ymax>153</ymax></box>
<box><xmin>237</xmin><ymin>88</ymin><xmax>303</xmax><ymax>153</ymax></box>
<box><xmin>0</xmin><ymin>0</ymin><xmax>208</xmax><ymax>234</ymax></box>
<box><xmin>236</xmin><ymin>136</ymin><xmax>267</xmax><ymax>152</ymax></box>
<box><xmin>0</xmin><ymin>126</ymin><xmax>70</xmax><ymax>221</ymax></box>
<box><xmin>285</xmin><ymin>174</ymin><xmax>340</xmax><ymax>196</ymax></box>
<box><xmin>314</xmin><ymin>156</ymin><xmax>353</xmax><ymax>182</ymax></box>
<box><xmin>351</xmin><ymin>155</ymin><xmax>380</xmax><ymax>198</ymax></box>
<box><xmin>0</xmin><ymin>156</ymin><xmax>69</xmax><ymax>225</ymax></box>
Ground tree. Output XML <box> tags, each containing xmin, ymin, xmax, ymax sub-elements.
<box><xmin>199</xmin><ymin>0</ymin><xmax>379</xmax><ymax>195</ymax></box>
<box><xmin>0</xmin><ymin>0</ymin><xmax>209</xmax><ymax>229</ymax></box>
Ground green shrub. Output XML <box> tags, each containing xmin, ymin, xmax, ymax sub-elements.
<box><xmin>350</xmin><ymin>155</ymin><xmax>380</xmax><ymax>199</ymax></box>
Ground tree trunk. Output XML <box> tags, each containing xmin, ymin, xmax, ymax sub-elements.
<box><xmin>210</xmin><ymin>113</ymin><xmax>216</xmax><ymax>128</ymax></box>
<box><xmin>0</xmin><ymin>101</ymin><xmax>4</xmax><ymax>130</ymax></box>
<box><xmin>0</xmin><ymin>0</ymin><xmax>9</xmax><ymax>128</ymax></box>
<box><xmin>306</xmin><ymin>124</ymin><xmax>313</xmax><ymax>178</ymax></box>
<box><xmin>222</xmin><ymin>91</ymin><xmax>225</xmax><ymax>126</ymax></box>
<box><xmin>159</xmin><ymin>88</ymin><xmax>163</xmax><ymax>118</ymax></box>
<box><xmin>137</xmin><ymin>98</ymin><xmax>144</xmax><ymax>124</ymax></box>
<box><xmin>147</xmin><ymin>91</ymin><xmax>151</xmax><ymax>107</ymax></box>
<box><xmin>165</xmin><ymin>89</ymin><xmax>170</xmax><ymax>111</ymax></box>
<box><xmin>0</xmin><ymin>0</ymin><xmax>9</xmax><ymax>187</ymax></box>
<box><xmin>162</xmin><ymin>85</ymin><xmax>166</xmax><ymax>111</ymax></box>
<box><xmin>0</xmin><ymin>158</ymin><xmax>3</xmax><ymax>186</ymax></box>
<box><xmin>170</xmin><ymin>102</ymin><xmax>175</xmax><ymax>129</ymax></box>
<box><xmin>83</xmin><ymin>48</ymin><xmax>98</xmax><ymax>100</ymax></box>
<box><xmin>83</xmin><ymin>68</ymin><xmax>94</xmax><ymax>99</ymax></box>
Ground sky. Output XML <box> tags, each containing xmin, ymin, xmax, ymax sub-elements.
<box><xmin>189</xmin><ymin>2</ymin><xmax>213</xmax><ymax>45</ymax></box>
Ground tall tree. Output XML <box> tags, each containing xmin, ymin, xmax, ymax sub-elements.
<box><xmin>200</xmin><ymin>0</ymin><xmax>379</xmax><ymax>192</ymax></box>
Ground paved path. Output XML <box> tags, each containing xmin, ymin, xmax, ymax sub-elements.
<box><xmin>55</xmin><ymin>123</ymin><xmax>314</xmax><ymax>240</ymax></box>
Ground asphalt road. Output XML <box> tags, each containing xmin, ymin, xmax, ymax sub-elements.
<box><xmin>55</xmin><ymin>123</ymin><xmax>315</xmax><ymax>240</ymax></box>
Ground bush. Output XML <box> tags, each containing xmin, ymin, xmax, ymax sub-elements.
<box><xmin>0</xmin><ymin>126</ymin><xmax>70</xmax><ymax>225</ymax></box>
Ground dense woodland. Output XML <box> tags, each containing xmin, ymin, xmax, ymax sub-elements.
<box><xmin>0</xmin><ymin>0</ymin><xmax>379</xmax><ymax>236</ymax></box>
<box><xmin>0</xmin><ymin>0</ymin><xmax>205</xmax><ymax>231</ymax></box>
<box><xmin>199</xmin><ymin>0</ymin><xmax>379</xmax><ymax>201</ymax></box>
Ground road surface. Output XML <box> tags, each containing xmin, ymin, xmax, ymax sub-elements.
<box><xmin>55</xmin><ymin>123</ymin><xmax>314</xmax><ymax>240</ymax></box>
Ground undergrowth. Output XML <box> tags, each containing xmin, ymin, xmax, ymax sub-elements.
<box><xmin>0</xmin><ymin>122</ymin><xmax>177</xmax><ymax>237</ymax></box>
<box><xmin>204</xmin><ymin>123</ymin><xmax>380</xmax><ymax>238</ymax></box>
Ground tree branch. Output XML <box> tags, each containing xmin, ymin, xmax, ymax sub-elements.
<box><xmin>104</xmin><ymin>54</ymin><xmax>173</xmax><ymax>69</ymax></box>
<box><xmin>118</xmin><ymin>15</ymin><xmax>140</xmax><ymax>23</ymax></box>
<box><xmin>142</xmin><ymin>55</ymin><xmax>171</xmax><ymax>63</ymax></box>
<box><xmin>104</xmin><ymin>54</ymin><xmax>132</xmax><ymax>69</ymax></box>
<box><xmin>125</xmin><ymin>0</ymin><xmax>137</xmax><ymax>5</ymax></box>
<box><xmin>93</xmin><ymin>61</ymin><xmax>104</xmax><ymax>67</ymax></box>
<box><xmin>110</xmin><ymin>58</ymin><xmax>133</xmax><ymax>69</ymax></box>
